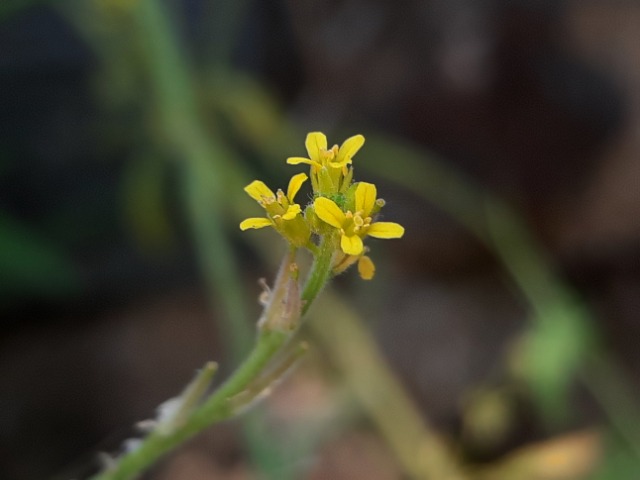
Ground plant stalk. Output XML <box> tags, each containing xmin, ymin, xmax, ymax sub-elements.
<box><xmin>90</xmin><ymin>242</ymin><xmax>335</xmax><ymax>480</ymax></box>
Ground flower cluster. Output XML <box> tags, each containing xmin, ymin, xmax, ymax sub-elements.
<box><xmin>240</xmin><ymin>132</ymin><xmax>404</xmax><ymax>280</ymax></box>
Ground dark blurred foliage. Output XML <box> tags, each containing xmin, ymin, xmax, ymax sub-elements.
<box><xmin>0</xmin><ymin>1</ymin><xmax>639</xmax><ymax>479</ymax></box>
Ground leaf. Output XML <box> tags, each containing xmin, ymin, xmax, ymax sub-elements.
<box><xmin>0</xmin><ymin>212</ymin><xmax>78</xmax><ymax>299</ymax></box>
<box><xmin>519</xmin><ymin>301</ymin><xmax>594</xmax><ymax>422</ymax></box>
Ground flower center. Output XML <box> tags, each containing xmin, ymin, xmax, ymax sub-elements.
<box><xmin>260</xmin><ymin>193</ymin><xmax>290</xmax><ymax>219</ymax></box>
<box><xmin>320</xmin><ymin>145</ymin><xmax>339</xmax><ymax>164</ymax></box>
<box><xmin>259</xmin><ymin>195</ymin><xmax>276</xmax><ymax>207</ymax></box>
<box><xmin>341</xmin><ymin>210</ymin><xmax>371</xmax><ymax>236</ymax></box>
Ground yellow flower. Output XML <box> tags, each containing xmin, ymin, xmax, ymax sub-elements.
<box><xmin>313</xmin><ymin>181</ymin><xmax>404</xmax><ymax>256</ymax></box>
<box><xmin>240</xmin><ymin>173</ymin><xmax>310</xmax><ymax>247</ymax></box>
<box><xmin>287</xmin><ymin>132</ymin><xmax>365</xmax><ymax>169</ymax></box>
<box><xmin>287</xmin><ymin>132</ymin><xmax>364</xmax><ymax>194</ymax></box>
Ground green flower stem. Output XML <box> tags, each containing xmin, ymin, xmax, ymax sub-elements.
<box><xmin>301</xmin><ymin>236</ymin><xmax>334</xmax><ymax>316</ymax></box>
<box><xmin>90</xmin><ymin>240</ymin><xmax>335</xmax><ymax>480</ymax></box>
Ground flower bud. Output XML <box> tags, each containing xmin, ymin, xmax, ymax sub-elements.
<box><xmin>258</xmin><ymin>255</ymin><xmax>302</xmax><ymax>332</ymax></box>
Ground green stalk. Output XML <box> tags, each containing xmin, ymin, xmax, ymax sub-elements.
<box><xmin>301</xmin><ymin>236</ymin><xmax>334</xmax><ymax>315</ymax></box>
<box><xmin>90</xmin><ymin>242</ymin><xmax>335</xmax><ymax>480</ymax></box>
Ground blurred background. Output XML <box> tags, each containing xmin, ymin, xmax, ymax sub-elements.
<box><xmin>1</xmin><ymin>0</ymin><xmax>639</xmax><ymax>479</ymax></box>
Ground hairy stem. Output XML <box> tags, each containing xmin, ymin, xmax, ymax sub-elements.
<box><xmin>90</xmin><ymin>242</ymin><xmax>335</xmax><ymax>480</ymax></box>
<box><xmin>301</xmin><ymin>236</ymin><xmax>334</xmax><ymax>315</ymax></box>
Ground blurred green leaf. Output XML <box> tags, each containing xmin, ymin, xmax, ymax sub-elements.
<box><xmin>0</xmin><ymin>212</ymin><xmax>78</xmax><ymax>299</ymax></box>
<box><xmin>520</xmin><ymin>302</ymin><xmax>594</xmax><ymax>422</ymax></box>
<box><xmin>590</xmin><ymin>434</ymin><xmax>640</xmax><ymax>480</ymax></box>
<box><xmin>0</xmin><ymin>0</ymin><xmax>48</xmax><ymax>19</ymax></box>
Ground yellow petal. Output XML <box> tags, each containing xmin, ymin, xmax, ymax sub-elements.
<box><xmin>313</xmin><ymin>197</ymin><xmax>346</xmax><ymax>229</ymax></box>
<box><xmin>355</xmin><ymin>182</ymin><xmax>377</xmax><ymax>216</ymax></box>
<box><xmin>341</xmin><ymin>234</ymin><xmax>364</xmax><ymax>255</ymax></box>
<box><xmin>286</xmin><ymin>157</ymin><xmax>318</xmax><ymax>167</ymax></box>
<box><xmin>240</xmin><ymin>217</ymin><xmax>273</xmax><ymax>230</ymax></box>
<box><xmin>337</xmin><ymin>134</ymin><xmax>365</xmax><ymax>163</ymax></box>
<box><xmin>244</xmin><ymin>180</ymin><xmax>275</xmax><ymax>202</ymax></box>
<box><xmin>328</xmin><ymin>160</ymin><xmax>350</xmax><ymax>168</ymax></box>
<box><xmin>332</xmin><ymin>252</ymin><xmax>359</xmax><ymax>276</ymax></box>
<box><xmin>281</xmin><ymin>204</ymin><xmax>301</xmax><ymax>220</ymax></box>
<box><xmin>287</xmin><ymin>173</ymin><xmax>308</xmax><ymax>202</ymax></box>
<box><xmin>367</xmin><ymin>222</ymin><xmax>405</xmax><ymax>239</ymax></box>
<box><xmin>358</xmin><ymin>255</ymin><xmax>375</xmax><ymax>280</ymax></box>
<box><xmin>305</xmin><ymin>132</ymin><xmax>327</xmax><ymax>162</ymax></box>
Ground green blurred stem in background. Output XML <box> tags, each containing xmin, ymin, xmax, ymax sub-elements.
<box><xmin>132</xmin><ymin>0</ymin><xmax>253</xmax><ymax>359</ymax></box>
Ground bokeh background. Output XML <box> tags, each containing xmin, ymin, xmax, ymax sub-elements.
<box><xmin>1</xmin><ymin>1</ymin><xmax>639</xmax><ymax>479</ymax></box>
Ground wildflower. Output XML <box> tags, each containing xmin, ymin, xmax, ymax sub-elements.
<box><xmin>241</xmin><ymin>132</ymin><xmax>404</xmax><ymax>280</ymax></box>
<box><xmin>287</xmin><ymin>132</ymin><xmax>364</xmax><ymax>194</ymax></box>
<box><xmin>313</xmin><ymin>181</ymin><xmax>404</xmax><ymax>256</ymax></box>
<box><xmin>240</xmin><ymin>173</ymin><xmax>311</xmax><ymax>247</ymax></box>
